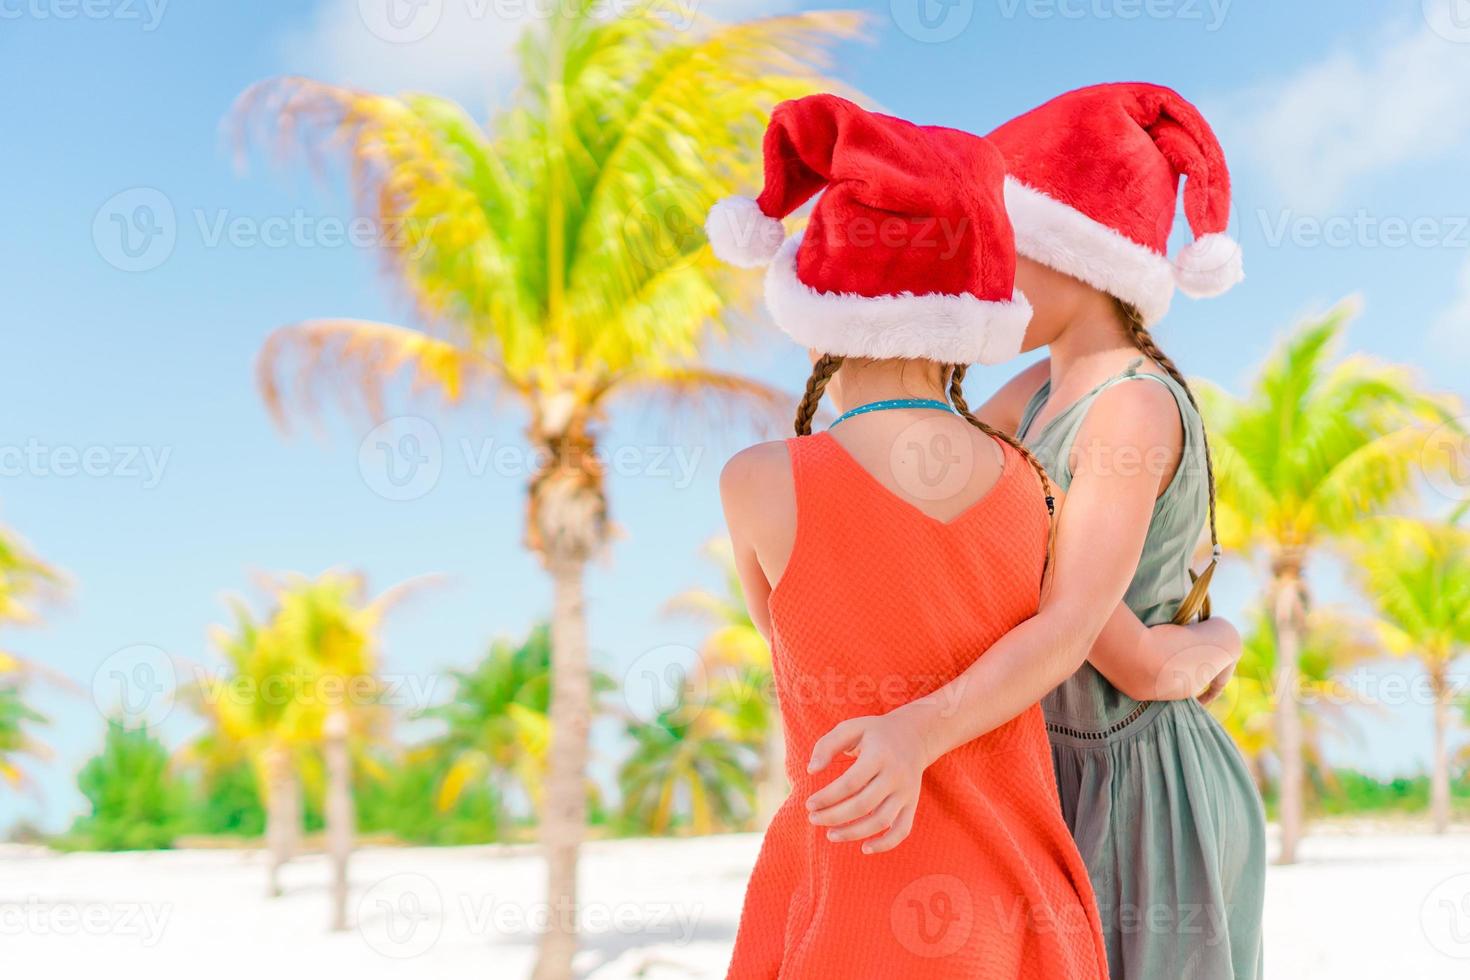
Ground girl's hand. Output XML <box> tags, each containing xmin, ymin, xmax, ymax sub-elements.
<box><xmin>1198</xmin><ymin>659</ymin><xmax>1237</xmax><ymax>705</ymax></box>
<box><xmin>1191</xmin><ymin>617</ymin><xmax>1241</xmax><ymax>704</ymax></box>
<box><xmin>804</xmin><ymin>707</ymin><xmax>930</xmax><ymax>854</ymax></box>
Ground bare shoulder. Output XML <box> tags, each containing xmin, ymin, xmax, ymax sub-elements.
<box><xmin>720</xmin><ymin>440</ymin><xmax>793</xmax><ymax>515</ymax></box>
<box><xmin>720</xmin><ymin>440</ymin><xmax>798</xmax><ymax>587</ymax></box>
<box><xmin>721</xmin><ymin>440</ymin><xmax>791</xmax><ymax>493</ymax></box>
<box><xmin>1076</xmin><ymin>372</ymin><xmax>1183</xmax><ymax>456</ymax></box>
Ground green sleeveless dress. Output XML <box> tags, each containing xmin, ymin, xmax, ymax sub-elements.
<box><xmin>1018</xmin><ymin>360</ymin><xmax>1266</xmax><ymax>980</ymax></box>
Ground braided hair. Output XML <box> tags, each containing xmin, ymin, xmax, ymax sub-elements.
<box><xmin>949</xmin><ymin>364</ymin><xmax>1057</xmax><ymax>578</ymax></box>
<box><xmin>1114</xmin><ymin>298</ymin><xmax>1219</xmax><ymax>561</ymax></box>
<box><xmin>793</xmin><ymin>354</ymin><xmax>845</xmax><ymax>437</ymax></box>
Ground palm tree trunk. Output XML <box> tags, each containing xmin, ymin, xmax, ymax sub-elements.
<box><xmin>1272</xmin><ymin>560</ymin><xmax>1307</xmax><ymax>865</ymax></box>
<box><xmin>324</xmin><ymin>710</ymin><xmax>354</xmax><ymax>930</ymax></box>
<box><xmin>1245</xmin><ymin>752</ymin><xmax>1267</xmax><ymax>797</ymax></box>
<box><xmin>526</xmin><ymin>409</ymin><xmax>606</xmax><ymax>980</ymax></box>
<box><xmin>533</xmin><ymin>554</ymin><xmax>592</xmax><ymax>980</ymax></box>
<box><xmin>263</xmin><ymin>745</ymin><xmax>298</xmax><ymax>897</ymax></box>
<box><xmin>1431</xmin><ymin>664</ymin><xmax>1452</xmax><ymax>834</ymax></box>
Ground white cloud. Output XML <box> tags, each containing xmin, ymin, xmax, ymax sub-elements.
<box><xmin>277</xmin><ymin>0</ymin><xmax>794</xmax><ymax>110</ymax></box>
<box><xmin>1223</xmin><ymin>7</ymin><xmax>1470</xmax><ymax>210</ymax></box>
<box><xmin>275</xmin><ymin>0</ymin><xmax>536</xmax><ymax>108</ymax></box>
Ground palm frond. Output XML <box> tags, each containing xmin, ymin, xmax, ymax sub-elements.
<box><xmin>1349</xmin><ymin>516</ymin><xmax>1470</xmax><ymax>664</ymax></box>
<box><xmin>1300</xmin><ymin>426</ymin><xmax>1430</xmax><ymax>536</ymax></box>
<box><xmin>232</xmin><ymin>79</ymin><xmax>541</xmax><ymax>357</ymax></box>
<box><xmin>561</xmin><ymin>12</ymin><xmax>866</xmax><ymax>370</ymax></box>
<box><xmin>257</xmin><ymin>318</ymin><xmax>504</xmax><ymax>428</ymax></box>
<box><xmin>235</xmin><ymin>11</ymin><xmax>861</xmax><ymax>389</ymax></box>
<box><xmin>603</xmin><ymin>364</ymin><xmax>791</xmax><ymax>439</ymax></box>
<box><xmin>0</xmin><ymin>525</ymin><xmax>66</xmax><ymax>628</ymax></box>
<box><xmin>1205</xmin><ymin>298</ymin><xmax>1450</xmax><ymax>552</ymax></box>
<box><xmin>365</xmin><ymin>572</ymin><xmax>449</xmax><ymax>622</ymax></box>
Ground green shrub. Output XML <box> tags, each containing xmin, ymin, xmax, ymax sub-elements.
<box><xmin>60</xmin><ymin>721</ymin><xmax>187</xmax><ymax>850</ymax></box>
<box><xmin>355</xmin><ymin>751</ymin><xmax>501</xmax><ymax>845</ymax></box>
<box><xmin>184</xmin><ymin>760</ymin><xmax>266</xmax><ymax>837</ymax></box>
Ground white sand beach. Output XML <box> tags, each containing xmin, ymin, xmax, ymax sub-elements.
<box><xmin>4</xmin><ymin>826</ymin><xmax>1470</xmax><ymax>979</ymax></box>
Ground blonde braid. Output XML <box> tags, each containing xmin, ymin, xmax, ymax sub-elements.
<box><xmin>794</xmin><ymin>354</ymin><xmax>844</xmax><ymax>436</ymax></box>
<box><xmin>1114</xmin><ymin>299</ymin><xmax>1219</xmax><ymax>558</ymax></box>
<box><xmin>949</xmin><ymin>364</ymin><xmax>1057</xmax><ymax>576</ymax></box>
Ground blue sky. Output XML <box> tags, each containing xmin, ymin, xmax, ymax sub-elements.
<box><xmin>2</xmin><ymin>0</ymin><xmax>1468</xmax><ymax>830</ymax></box>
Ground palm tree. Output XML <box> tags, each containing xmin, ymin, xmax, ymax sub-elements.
<box><xmin>231</xmin><ymin>5</ymin><xmax>860</xmax><ymax>974</ymax></box>
<box><xmin>188</xmin><ymin>570</ymin><xmax>419</xmax><ymax>926</ymax></box>
<box><xmin>619</xmin><ymin>544</ymin><xmax>773</xmax><ymax>836</ymax></box>
<box><xmin>619</xmin><ymin>696</ymin><xmax>756</xmax><ymax>835</ymax></box>
<box><xmin>1213</xmin><ymin>606</ymin><xmax>1379</xmax><ymax>797</ymax></box>
<box><xmin>274</xmin><ymin>572</ymin><xmax>412</xmax><ymax>930</ymax></box>
<box><xmin>665</xmin><ymin>538</ymin><xmax>781</xmax><ymax>824</ymax></box>
<box><xmin>1199</xmin><ymin>298</ymin><xmax>1459</xmax><ymax>862</ymax></box>
<box><xmin>428</xmin><ymin>624</ymin><xmax>612</xmax><ymax>829</ymax></box>
<box><xmin>1349</xmin><ymin>512</ymin><xmax>1470</xmax><ymax>832</ymax></box>
<box><xmin>189</xmin><ymin>594</ymin><xmax>303</xmax><ymax>896</ymax></box>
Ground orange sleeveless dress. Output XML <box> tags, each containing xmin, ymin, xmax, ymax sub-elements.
<box><xmin>727</xmin><ymin>432</ymin><xmax>1108</xmax><ymax>980</ymax></box>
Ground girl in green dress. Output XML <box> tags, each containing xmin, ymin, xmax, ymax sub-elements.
<box><xmin>804</xmin><ymin>84</ymin><xmax>1266</xmax><ymax>978</ymax></box>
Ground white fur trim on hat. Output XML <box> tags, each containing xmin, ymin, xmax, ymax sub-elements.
<box><xmin>1173</xmin><ymin>232</ymin><xmax>1244</xmax><ymax>298</ymax></box>
<box><xmin>1003</xmin><ymin>178</ymin><xmax>1177</xmax><ymax>325</ymax></box>
<box><xmin>705</xmin><ymin>196</ymin><xmax>786</xmax><ymax>267</ymax></box>
<box><xmin>763</xmin><ymin>233</ymin><xmax>1032</xmax><ymax>366</ymax></box>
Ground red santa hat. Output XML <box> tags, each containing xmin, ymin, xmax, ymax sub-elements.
<box><xmin>987</xmin><ymin>82</ymin><xmax>1243</xmax><ymax>326</ymax></box>
<box><xmin>704</xmin><ymin>94</ymin><xmax>1031</xmax><ymax>366</ymax></box>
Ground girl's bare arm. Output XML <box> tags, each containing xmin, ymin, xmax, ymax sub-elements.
<box><xmin>979</xmin><ymin>361</ymin><xmax>1240</xmax><ymax>702</ymax></box>
<box><xmin>805</xmin><ymin>380</ymin><xmax>1185</xmax><ymax>852</ymax></box>
<box><xmin>719</xmin><ymin>440</ymin><xmax>796</xmax><ymax>643</ymax></box>
<box><xmin>1089</xmin><ymin>603</ymin><xmax>1240</xmax><ymax>701</ymax></box>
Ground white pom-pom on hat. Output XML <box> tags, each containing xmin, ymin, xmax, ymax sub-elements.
<box><xmin>705</xmin><ymin>196</ymin><xmax>786</xmax><ymax>268</ymax></box>
<box><xmin>1173</xmin><ymin>232</ymin><xmax>1244</xmax><ymax>298</ymax></box>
